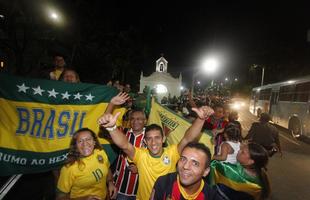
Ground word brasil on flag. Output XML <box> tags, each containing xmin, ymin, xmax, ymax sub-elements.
<box><xmin>0</xmin><ymin>73</ymin><xmax>124</xmax><ymax>175</ymax></box>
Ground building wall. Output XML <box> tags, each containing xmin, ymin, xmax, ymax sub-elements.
<box><xmin>139</xmin><ymin>77</ymin><xmax>181</xmax><ymax>102</ymax></box>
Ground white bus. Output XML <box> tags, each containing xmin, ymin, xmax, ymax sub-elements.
<box><xmin>249</xmin><ymin>76</ymin><xmax>310</xmax><ymax>138</ymax></box>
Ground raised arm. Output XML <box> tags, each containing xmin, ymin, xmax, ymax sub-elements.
<box><xmin>104</xmin><ymin>92</ymin><xmax>130</xmax><ymax>114</ymax></box>
<box><xmin>188</xmin><ymin>90</ymin><xmax>197</xmax><ymax>108</ymax></box>
<box><xmin>177</xmin><ymin>106</ymin><xmax>214</xmax><ymax>154</ymax></box>
<box><xmin>98</xmin><ymin>112</ymin><xmax>135</xmax><ymax>160</ymax></box>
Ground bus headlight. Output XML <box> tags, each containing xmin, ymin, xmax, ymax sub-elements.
<box><xmin>231</xmin><ymin>101</ymin><xmax>245</xmax><ymax>110</ymax></box>
<box><xmin>231</xmin><ymin>102</ymin><xmax>241</xmax><ymax>110</ymax></box>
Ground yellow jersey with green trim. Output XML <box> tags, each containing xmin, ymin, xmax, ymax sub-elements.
<box><xmin>133</xmin><ymin>144</ymin><xmax>180</xmax><ymax>200</ymax></box>
<box><xmin>50</xmin><ymin>69</ymin><xmax>63</xmax><ymax>80</ymax></box>
<box><xmin>57</xmin><ymin>149</ymin><xmax>110</xmax><ymax>199</ymax></box>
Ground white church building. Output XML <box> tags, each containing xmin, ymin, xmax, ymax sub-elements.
<box><xmin>139</xmin><ymin>56</ymin><xmax>182</xmax><ymax>101</ymax></box>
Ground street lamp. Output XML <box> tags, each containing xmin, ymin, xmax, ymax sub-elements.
<box><xmin>202</xmin><ymin>58</ymin><xmax>219</xmax><ymax>87</ymax></box>
<box><xmin>202</xmin><ymin>58</ymin><xmax>219</xmax><ymax>74</ymax></box>
<box><xmin>253</xmin><ymin>64</ymin><xmax>265</xmax><ymax>86</ymax></box>
<box><xmin>45</xmin><ymin>5</ymin><xmax>64</xmax><ymax>25</ymax></box>
<box><xmin>48</xmin><ymin>9</ymin><xmax>61</xmax><ymax>23</ymax></box>
<box><xmin>191</xmin><ymin>57</ymin><xmax>219</xmax><ymax>96</ymax></box>
<box><xmin>50</xmin><ymin>12</ymin><xmax>59</xmax><ymax>21</ymax></box>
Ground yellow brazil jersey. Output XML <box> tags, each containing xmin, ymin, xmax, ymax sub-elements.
<box><xmin>57</xmin><ymin>149</ymin><xmax>110</xmax><ymax>199</ymax></box>
<box><xmin>133</xmin><ymin>144</ymin><xmax>180</xmax><ymax>200</ymax></box>
<box><xmin>50</xmin><ymin>69</ymin><xmax>63</xmax><ymax>80</ymax></box>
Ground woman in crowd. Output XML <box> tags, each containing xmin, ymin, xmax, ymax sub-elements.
<box><xmin>59</xmin><ymin>68</ymin><xmax>80</xmax><ymax>83</ymax></box>
<box><xmin>56</xmin><ymin>128</ymin><xmax>117</xmax><ymax>200</ymax></box>
<box><xmin>209</xmin><ymin>142</ymin><xmax>270</xmax><ymax>200</ymax></box>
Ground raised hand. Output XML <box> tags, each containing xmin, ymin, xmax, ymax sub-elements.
<box><xmin>128</xmin><ymin>164</ymin><xmax>138</xmax><ymax>174</ymax></box>
<box><xmin>111</xmin><ymin>92</ymin><xmax>130</xmax><ymax>105</ymax></box>
<box><xmin>192</xmin><ymin>106</ymin><xmax>214</xmax><ymax>120</ymax></box>
<box><xmin>98</xmin><ymin>112</ymin><xmax>121</xmax><ymax>128</ymax></box>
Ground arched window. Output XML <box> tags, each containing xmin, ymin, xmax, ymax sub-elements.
<box><xmin>160</xmin><ymin>63</ymin><xmax>164</xmax><ymax>72</ymax></box>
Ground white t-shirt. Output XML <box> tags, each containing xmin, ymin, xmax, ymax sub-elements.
<box><xmin>218</xmin><ymin>141</ymin><xmax>240</xmax><ymax>164</ymax></box>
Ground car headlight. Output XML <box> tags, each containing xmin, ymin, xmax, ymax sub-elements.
<box><xmin>231</xmin><ymin>102</ymin><xmax>241</xmax><ymax>110</ymax></box>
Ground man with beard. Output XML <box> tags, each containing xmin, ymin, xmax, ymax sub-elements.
<box><xmin>150</xmin><ymin>142</ymin><xmax>223</xmax><ymax>200</ymax></box>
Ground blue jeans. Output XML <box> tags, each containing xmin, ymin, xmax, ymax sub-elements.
<box><xmin>117</xmin><ymin>193</ymin><xmax>136</xmax><ymax>200</ymax></box>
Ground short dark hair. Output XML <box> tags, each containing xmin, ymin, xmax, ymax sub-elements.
<box><xmin>259</xmin><ymin>113</ymin><xmax>271</xmax><ymax>123</ymax></box>
<box><xmin>224</xmin><ymin>124</ymin><xmax>241</xmax><ymax>141</ymax></box>
<box><xmin>213</xmin><ymin>103</ymin><xmax>224</xmax><ymax>110</ymax></box>
<box><xmin>145</xmin><ymin>124</ymin><xmax>164</xmax><ymax>137</ymax></box>
<box><xmin>182</xmin><ymin>142</ymin><xmax>211</xmax><ymax>168</ymax></box>
<box><xmin>53</xmin><ymin>54</ymin><xmax>66</xmax><ymax>59</ymax></box>
<box><xmin>129</xmin><ymin>109</ymin><xmax>146</xmax><ymax>119</ymax></box>
<box><xmin>228</xmin><ymin>111</ymin><xmax>238</xmax><ymax>121</ymax></box>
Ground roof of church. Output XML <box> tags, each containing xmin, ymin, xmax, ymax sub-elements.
<box><xmin>141</xmin><ymin>71</ymin><xmax>180</xmax><ymax>82</ymax></box>
<box><xmin>156</xmin><ymin>56</ymin><xmax>168</xmax><ymax>63</ymax></box>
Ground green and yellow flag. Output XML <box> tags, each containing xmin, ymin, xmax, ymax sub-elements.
<box><xmin>0</xmin><ymin>73</ymin><xmax>125</xmax><ymax>176</ymax></box>
<box><xmin>147</xmin><ymin>98</ymin><xmax>214</xmax><ymax>155</ymax></box>
<box><xmin>208</xmin><ymin>160</ymin><xmax>262</xmax><ymax>199</ymax></box>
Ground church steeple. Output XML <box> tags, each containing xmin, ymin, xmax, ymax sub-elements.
<box><xmin>156</xmin><ymin>54</ymin><xmax>168</xmax><ymax>73</ymax></box>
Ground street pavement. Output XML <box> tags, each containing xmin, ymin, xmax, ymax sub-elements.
<box><xmin>238</xmin><ymin>101</ymin><xmax>310</xmax><ymax>200</ymax></box>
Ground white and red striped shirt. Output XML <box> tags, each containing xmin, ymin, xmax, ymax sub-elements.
<box><xmin>114</xmin><ymin>128</ymin><xmax>146</xmax><ymax>196</ymax></box>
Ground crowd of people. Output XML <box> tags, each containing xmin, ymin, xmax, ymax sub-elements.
<box><xmin>55</xmin><ymin>90</ymin><xmax>280</xmax><ymax>200</ymax></box>
<box><xmin>2</xmin><ymin>55</ymin><xmax>282</xmax><ymax>200</ymax></box>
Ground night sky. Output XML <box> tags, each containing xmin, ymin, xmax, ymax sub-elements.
<box><xmin>2</xmin><ymin>1</ymin><xmax>310</xmax><ymax>89</ymax></box>
<box><xmin>114</xmin><ymin>1</ymin><xmax>310</xmax><ymax>86</ymax></box>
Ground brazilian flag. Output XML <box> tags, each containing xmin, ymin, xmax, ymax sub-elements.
<box><xmin>0</xmin><ymin>73</ymin><xmax>125</xmax><ymax>176</ymax></box>
<box><xmin>208</xmin><ymin>160</ymin><xmax>262</xmax><ymax>199</ymax></box>
<box><xmin>147</xmin><ymin>98</ymin><xmax>215</xmax><ymax>155</ymax></box>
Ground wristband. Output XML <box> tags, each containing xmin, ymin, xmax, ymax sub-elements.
<box><xmin>106</xmin><ymin>125</ymin><xmax>117</xmax><ymax>132</ymax></box>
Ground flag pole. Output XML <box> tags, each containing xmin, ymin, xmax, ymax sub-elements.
<box><xmin>0</xmin><ymin>174</ymin><xmax>22</xmax><ymax>200</ymax></box>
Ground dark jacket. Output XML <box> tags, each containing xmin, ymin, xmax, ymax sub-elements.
<box><xmin>152</xmin><ymin>172</ymin><xmax>223</xmax><ymax>200</ymax></box>
<box><xmin>246</xmin><ymin>122</ymin><xmax>280</xmax><ymax>150</ymax></box>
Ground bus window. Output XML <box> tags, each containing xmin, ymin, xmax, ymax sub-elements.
<box><xmin>251</xmin><ymin>91</ymin><xmax>256</xmax><ymax>100</ymax></box>
<box><xmin>279</xmin><ymin>85</ymin><xmax>295</xmax><ymax>101</ymax></box>
<box><xmin>259</xmin><ymin>88</ymin><xmax>272</xmax><ymax>100</ymax></box>
<box><xmin>294</xmin><ymin>82</ymin><xmax>310</xmax><ymax>102</ymax></box>
<box><xmin>271</xmin><ymin>91</ymin><xmax>279</xmax><ymax>105</ymax></box>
